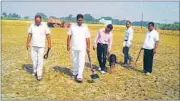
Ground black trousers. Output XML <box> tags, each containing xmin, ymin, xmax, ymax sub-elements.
<box><xmin>143</xmin><ymin>49</ymin><xmax>154</xmax><ymax>73</ymax></box>
<box><xmin>97</xmin><ymin>43</ymin><xmax>108</xmax><ymax>71</ymax></box>
<box><xmin>123</xmin><ymin>46</ymin><xmax>132</xmax><ymax>64</ymax></box>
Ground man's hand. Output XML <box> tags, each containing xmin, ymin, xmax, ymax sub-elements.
<box><xmin>48</xmin><ymin>45</ymin><xmax>51</xmax><ymax>49</ymax></box>
<box><xmin>26</xmin><ymin>43</ymin><xmax>30</xmax><ymax>50</ymax></box>
<box><xmin>93</xmin><ymin>44</ymin><xmax>97</xmax><ymax>50</ymax></box>
<box><xmin>26</xmin><ymin>33</ymin><xmax>32</xmax><ymax>50</ymax></box>
<box><xmin>153</xmin><ymin>49</ymin><xmax>157</xmax><ymax>54</ymax></box>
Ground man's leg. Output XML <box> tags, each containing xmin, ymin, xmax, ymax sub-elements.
<box><xmin>77</xmin><ymin>50</ymin><xmax>86</xmax><ymax>79</ymax></box>
<box><xmin>97</xmin><ymin>44</ymin><xmax>103</xmax><ymax>69</ymax></box>
<box><xmin>147</xmin><ymin>50</ymin><xmax>154</xmax><ymax>73</ymax></box>
<box><xmin>31</xmin><ymin>46</ymin><xmax>38</xmax><ymax>74</ymax></box>
<box><xmin>123</xmin><ymin>47</ymin><xmax>129</xmax><ymax>64</ymax></box>
<box><xmin>102</xmin><ymin>45</ymin><xmax>108</xmax><ymax>71</ymax></box>
<box><xmin>143</xmin><ymin>49</ymin><xmax>148</xmax><ymax>73</ymax></box>
<box><xmin>127</xmin><ymin>47</ymin><xmax>133</xmax><ymax>62</ymax></box>
<box><xmin>37</xmin><ymin>47</ymin><xmax>44</xmax><ymax>79</ymax></box>
<box><xmin>72</xmin><ymin>50</ymin><xmax>78</xmax><ymax>76</ymax></box>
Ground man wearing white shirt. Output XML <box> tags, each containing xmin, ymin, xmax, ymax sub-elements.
<box><xmin>67</xmin><ymin>14</ymin><xmax>90</xmax><ymax>83</ymax></box>
<box><xmin>142</xmin><ymin>22</ymin><xmax>159</xmax><ymax>76</ymax></box>
<box><xmin>26</xmin><ymin>15</ymin><xmax>51</xmax><ymax>81</ymax></box>
<box><xmin>122</xmin><ymin>21</ymin><xmax>134</xmax><ymax>65</ymax></box>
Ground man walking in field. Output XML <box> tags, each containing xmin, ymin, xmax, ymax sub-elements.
<box><xmin>122</xmin><ymin>21</ymin><xmax>134</xmax><ymax>66</ymax></box>
<box><xmin>26</xmin><ymin>15</ymin><xmax>51</xmax><ymax>81</ymax></box>
<box><xmin>142</xmin><ymin>22</ymin><xmax>159</xmax><ymax>76</ymax></box>
<box><xmin>67</xmin><ymin>14</ymin><xmax>90</xmax><ymax>83</ymax></box>
<box><xmin>93</xmin><ymin>24</ymin><xmax>113</xmax><ymax>74</ymax></box>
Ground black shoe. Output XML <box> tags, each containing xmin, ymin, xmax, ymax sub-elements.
<box><xmin>143</xmin><ymin>70</ymin><xmax>147</xmax><ymax>73</ymax></box>
<box><xmin>36</xmin><ymin>76</ymin><xmax>42</xmax><ymax>81</ymax></box>
<box><xmin>74</xmin><ymin>74</ymin><xmax>78</xmax><ymax>80</ymax></box>
<box><xmin>75</xmin><ymin>78</ymin><xmax>83</xmax><ymax>83</ymax></box>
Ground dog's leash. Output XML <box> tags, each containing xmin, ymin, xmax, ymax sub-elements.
<box><xmin>44</xmin><ymin>48</ymin><xmax>51</xmax><ymax>59</ymax></box>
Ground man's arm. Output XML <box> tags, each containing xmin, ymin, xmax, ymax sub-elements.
<box><xmin>26</xmin><ymin>33</ymin><xmax>32</xmax><ymax>50</ymax></box>
<box><xmin>93</xmin><ymin>30</ymin><xmax>99</xmax><ymax>50</ymax></box>
<box><xmin>153</xmin><ymin>31</ymin><xmax>160</xmax><ymax>54</ymax></box>
<box><xmin>67</xmin><ymin>35</ymin><xmax>71</xmax><ymax>51</ymax></box>
<box><xmin>46</xmin><ymin>34</ymin><xmax>51</xmax><ymax>49</ymax></box>
<box><xmin>86</xmin><ymin>38</ymin><xmax>90</xmax><ymax>53</ymax></box>
<box><xmin>127</xmin><ymin>29</ymin><xmax>133</xmax><ymax>47</ymax></box>
<box><xmin>108</xmin><ymin>34</ymin><xmax>113</xmax><ymax>55</ymax></box>
<box><xmin>153</xmin><ymin>41</ymin><xmax>159</xmax><ymax>54</ymax></box>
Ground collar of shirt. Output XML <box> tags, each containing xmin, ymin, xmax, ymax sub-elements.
<box><xmin>33</xmin><ymin>23</ymin><xmax>43</xmax><ymax>27</ymax></box>
<box><xmin>126</xmin><ymin>26</ymin><xmax>132</xmax><ymax>31</ymax></box>
<box><xmin>75</xmin><ymin>23</ymin><xmax>86</xmax><ymax>27</ymax></box>
<box><xmin>148</xmin><ymin>29</ymin><xmax>156</xmax><ymax>33</ymax></box>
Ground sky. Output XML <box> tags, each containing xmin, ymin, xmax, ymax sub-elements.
<box><xmin>1</xmin><ymin>1</ymin><xmax>179</xmax><ymax>23</ymax></box>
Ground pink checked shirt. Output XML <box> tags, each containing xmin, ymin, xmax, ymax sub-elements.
<box><xmin>94</xmin><ymin>28</ymin><xmax>113</xmax><ymax>51</ymax></box>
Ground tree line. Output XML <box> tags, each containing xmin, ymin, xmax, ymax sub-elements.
<box><xmin>1</xmin><ymin>12</ymin><xmax>179</xmax><ymax>31</ymax></box>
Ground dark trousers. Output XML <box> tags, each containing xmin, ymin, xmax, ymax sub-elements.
<box><xmin>143</xmin><ymin>49</ymin><xmax>154</xmax><ymax>73</ymax></box>
<box><xmin>97</xmin><ymin>43</ymin><xmax>108</xmax><ymax>71</ymax></box>
<box><xmin>123</xmin><ymin>46</ymin><xmax>132</xmax><ymax>64</ymax></box>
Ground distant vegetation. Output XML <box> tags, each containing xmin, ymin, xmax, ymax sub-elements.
<box><xmin>1</xmin><ymin>12</ymin><xmax>179</xmax><ymax>30</ymax></box>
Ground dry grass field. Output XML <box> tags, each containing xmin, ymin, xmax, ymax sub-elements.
<box><xmin>1</xmin><ymin>20</ymin><xmax>179</xmax><ymax>100</ymax></box>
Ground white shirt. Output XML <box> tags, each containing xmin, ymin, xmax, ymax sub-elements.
<box><xmin>28</xmin><ymin>22</ymin><xmax>51</xmax><ymax>47</ymax></box>
<box><xmin>67</xmin><ymin>23</ymin><xmax>91</xmax><ymax>51</ymax></box>
<box><xmin>123</xmin><ymin>27</ymin><xmax>134</xmax><ymax>47</ymax></box>
<box><xmin>143</xmin><ymin>29</ymin><xmax>159</xmax><ymax>49</ymax></box>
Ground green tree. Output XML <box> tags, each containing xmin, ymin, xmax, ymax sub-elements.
<box><xmin>2</xmin><ymin>12</ymin><xmax>7</xmax><ymax>17</ymax></box>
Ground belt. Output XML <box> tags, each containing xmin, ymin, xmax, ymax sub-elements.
<box><xmin>124</xmin><ymin>40</ymin><xmax>128</xmax><ymax>41</ymax></box>
<box><xmin>98</xmin><ymin>43</ymin><xmax>108</xmax><ymax>45</ymax></box>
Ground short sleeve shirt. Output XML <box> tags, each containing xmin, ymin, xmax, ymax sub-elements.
<box><xmin>67</xmin><ymin>23</ymin><xmax>90</xmax><ymax>51</ymax></box>
<box><xmin>143</xmin><ymin>29</ymin><xmax>159</xmax><ymax>49</ymax></box>
<box><xmin>28</xmin><ymin>22</ymin><xmax>50</xmax><ymax>47</ymax></box>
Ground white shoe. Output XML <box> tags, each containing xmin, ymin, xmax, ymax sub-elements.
<box><xmin>98</xmin><ymin>67</ymin><xmax>101</xmax><ymax>71</ymax></box>
<box><xmin>145</xmin><ymin>72</ymin><xmax>151</xmax><ymax>76</ymax></box>
<box><xmin>100</xmin><ymin>71</ymin><xmax>106</xmax><ymax>74</ymax></box>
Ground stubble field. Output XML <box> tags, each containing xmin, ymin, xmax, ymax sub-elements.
<box><xmin>1</xmin><ymin>20</ymin><xmax>179</xmax><ymax>100</ymax></box>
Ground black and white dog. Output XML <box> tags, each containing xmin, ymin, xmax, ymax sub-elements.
<box><xmin>109</xmin><ymin>54</ymin><xmax>117</xmax><ymax>73</ymax></box>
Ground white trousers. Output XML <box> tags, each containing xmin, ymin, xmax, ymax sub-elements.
<box><xmin>31</xmin><ymin>46</ymin><xmax>44</xmax><ymax>77</ymax></box>
<box><xmin>72</xmin><ymin>50</ymin><xmax>86</xmax><ymax>79</ymax></box>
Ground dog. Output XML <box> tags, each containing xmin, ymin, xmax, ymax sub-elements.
<box><xmin>108</xmin><ymin>54</ymin><xmax>117</xmax><ymax>73</ymax></box>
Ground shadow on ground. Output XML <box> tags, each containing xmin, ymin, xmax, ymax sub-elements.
<box><xmin>85</xmin><ymin>62</ymin><xmax>110</xmax><ymax>72</ymax></box>
<box><xmin>85</xmin><ymin>62</ymin><xmax>99</xmax><ymax>69</ymax></box>
<box><xmin>22</xmin><ymin>64</ymin><xmax>33</xmax><ymax>74</ymax></box>
<box><xmin>117</xmin><ymin>61</ymin><xmax>143</xmax><ymax>73</ymax></box>
<box><xmin>52</xmin><ymin>66</ymin><xmax>73</xmax><ymax>77</ymax></box>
